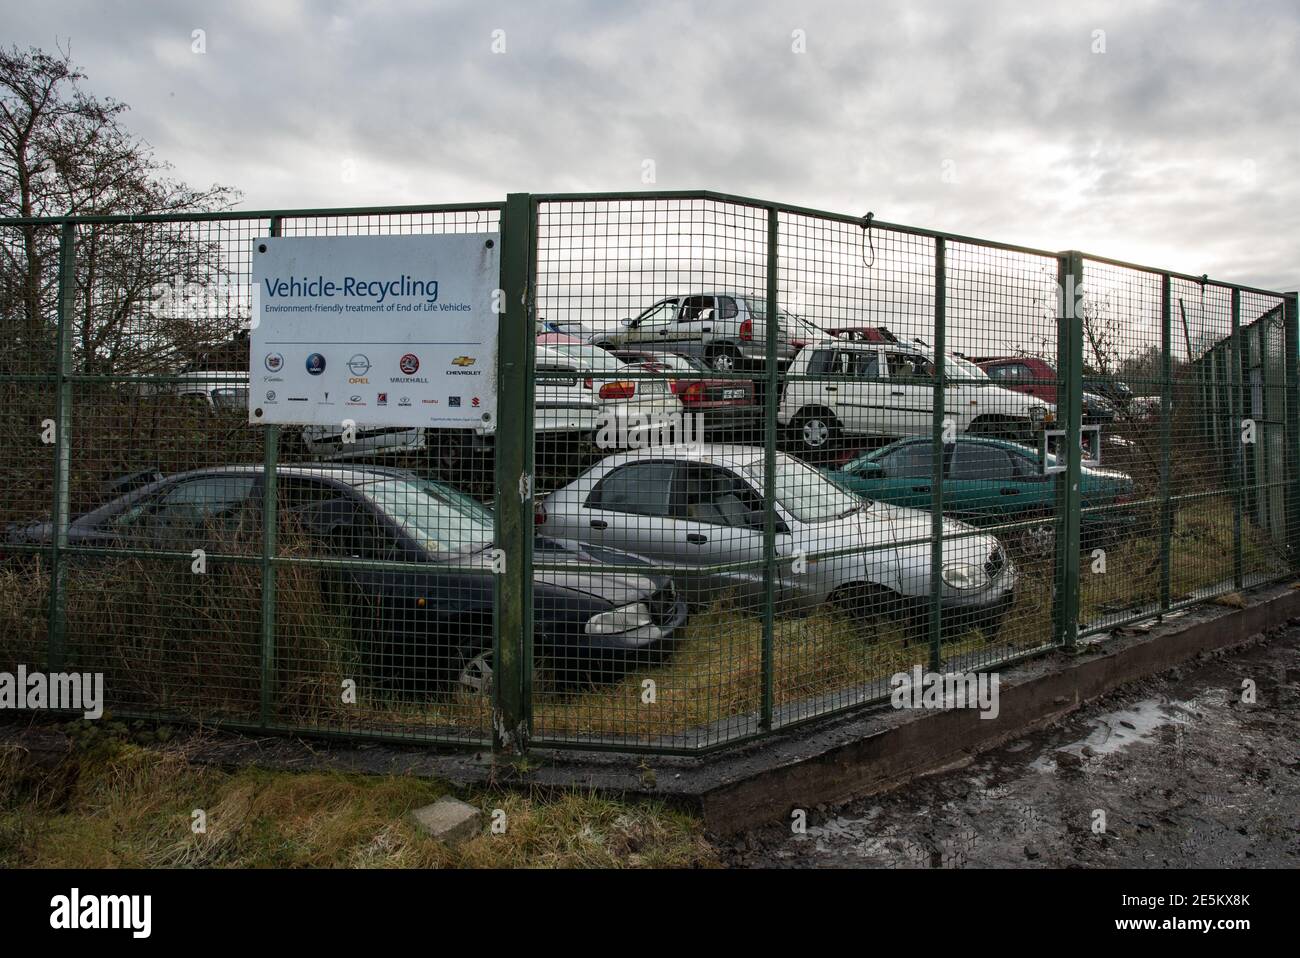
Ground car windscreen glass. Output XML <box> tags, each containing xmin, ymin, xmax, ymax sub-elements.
<box><xmin>948</xmin><ymin>355</ymin><xmax>991</xmax><ymax>382</ymax></box>
<box><xmin>212</xmin><ymin>387</ymin><xmax>249</xmax><ymax>411</ymax></box>
<box><xmin>357</xmin><ymin>478</ymin><xmax>494</xmax><ymax>554</ymax></box>
<box><xmin>879</xmin><ymin>443</ymin><xmax>933</xmax><ymax>478</ymax></box>
<box><xmin>745</xmin><ymin>455</ymin><xmax>864</xmax><ymax>522</ymax></box>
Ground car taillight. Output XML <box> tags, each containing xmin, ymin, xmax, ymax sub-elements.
<box><xmin>678</xmin><ymin>381</ymin><xmax>706</xmax><ymax>403</ymax></box>
<box><xmin>599</xmin><ymin>381</ymin><xmax>635</xmax><ymax>400</ymax></box>
<box><xmin>534</xmin><ymin>502</ymin><xmax>547</xmax><ymax>525</ymax></box>
<box><xmin>739</xmin><ymin>318</ymin><xmax>753</xmax><ymax>341</ymax></box>
<box><xmin>583</xmin><ymin>377</ymin><xmax>593</xmax><ymax>390</ymax></box>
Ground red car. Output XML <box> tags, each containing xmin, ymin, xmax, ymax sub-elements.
<box><xmin>610</xmin><ymin>349</ymin><xmax>759</xmax><ymax>438</ymax></box>
<box><xmin>968</xmin><ymin>356</ymin><xmax>1115</xmax><ymax>424</ymax></box>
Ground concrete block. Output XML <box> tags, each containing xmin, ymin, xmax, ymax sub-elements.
<box><xmin>410</xmin><ymin>797</ymin><xmax>482</xmax><ymax>845</ymax></box>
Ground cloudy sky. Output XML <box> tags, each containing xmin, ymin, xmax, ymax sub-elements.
<box><xmin>6</xmin><ymin>0</ymin><xmax>1299</xmax><ymax>292</ymax></box>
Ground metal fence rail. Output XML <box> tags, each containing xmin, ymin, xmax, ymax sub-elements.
<box><xmin>1</xmin><ymin>191</ymin><xmax>1295</xmax><ymax>757</ymax></box>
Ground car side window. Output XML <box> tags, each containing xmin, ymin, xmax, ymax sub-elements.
<box><xmin>716</xmin><ymin>296</ymin><xmax>739</xmax><ymax>319</ymax></box>
<box><xmin>676</xmin><ymin>465</ymin><xmax>764</xmax><ymax>528</ymax></box>
<box><xmin>115</xmin><ymin>475</ymin><xmax>257</xmax><ymax>541</ymax></box>
<box><xmin>807</xmin><ymin>349</ymin><xmax>851</xmax><ymax>377</ymax></box>
<box><xmin>278</xmin><ymin>481</ymin><xmax>402</xmax><ymax>560</ymax></box>
<box><xmin>586</xmin><ymin>462</ymin><xmax>678</xmax><ymax>516</ymax></box>
<box><xmin>680</xmin><ymin>295</ymin><xmax>716</xmax><ymax>322</ymax></box>
<box><xmin>636</xmin><ymin>300</ymin><xmax>679</xmax><ymax>326</ymax></box>
<box><xmin>880</xmin><ymin>443</ymin><xmax>933</xmax><ymax>478</ymax></box>
<box><xmin>951</xmin><ymin>444</ymin><xmax>1016</xmax><ymax>481</ymax></box>
<box><xmin>886</xmin><ymin>352</ymin><xmax>934</xmax><ymax>384</ymax></box>
<box><xmin>850</xmin><ymin>350</ymin><xmax>880</xmax><ymax>378</ymax></box>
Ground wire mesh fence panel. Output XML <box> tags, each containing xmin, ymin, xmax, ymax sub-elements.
<box><xmin>1073</xmin><ymin>260</ymin><xmax>1166</xmax><ymax>634</ymax></box>
<box><xmin>938</xmin><ymin>240</ymin><xmax>1064</xmax><ymax>669</ymax></box>
<box><xmin>531</xmin><ymin>197</ymin><xmax>770</xmax><ymax>748</ymax></box>
<box><xmin>0</xmin><ymin>222</ymin><xmax>63</xmax><ymax>672</ymax></box>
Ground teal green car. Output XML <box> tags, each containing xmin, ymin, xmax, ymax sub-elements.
<box><xmin>823</xmin><ymin>437</ymin><xmax>1137</xmax><ymax>555</ymax></box>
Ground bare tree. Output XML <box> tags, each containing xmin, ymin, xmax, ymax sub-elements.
<box><xmin>0</xmin><ymin>43</ymin><xmax>240</xmax><ymax>376</ymax></box>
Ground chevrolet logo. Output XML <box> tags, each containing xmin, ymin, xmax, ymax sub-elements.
<box><xmin>451</xmin><ymin>356</ymin><xmax>476</xmax><ymax>367</ymax></box>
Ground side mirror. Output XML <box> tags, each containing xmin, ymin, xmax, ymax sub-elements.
<box><xmin>622</xmin><ymin>317</ymin><xmax>637</xmax><ymax>328</ymax></box>
<box><xmin>856</xmin><ymin>461</ymin><xmax>885</xmax><ymax>478</ymax></box>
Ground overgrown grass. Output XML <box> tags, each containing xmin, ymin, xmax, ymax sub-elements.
<box><xmin>0</xmin><ymin>495</ymin><xmax>1285</xmax><ymax>744</ymax></box>
<box><xmin>0</xmin><ymin>737</ymin><xmax>717</xmax><ymax>868</ymax></box>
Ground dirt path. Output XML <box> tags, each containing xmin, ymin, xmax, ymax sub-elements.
<box><xmin>726</xmin><ymin>626</ymin><xmax>1300</xmax><ymax>868</ymax></box>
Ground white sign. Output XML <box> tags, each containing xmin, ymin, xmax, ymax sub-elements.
<box><xmin>249</xmin><ymin>233</ymin><xmax>500</xmax><ymax>428</ymax></box>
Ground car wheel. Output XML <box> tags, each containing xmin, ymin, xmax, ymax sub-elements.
<box><xmin>455</xmin><ymin>647</ymin><xmax>494</xmax><ymax>697</ymax></box>
<box><xmin>795</xmin><ymin>410</ymin><xmax>839</xmax><ymax>453</ymax></box>
<box><xmin>707</xmin><ymin>345</ymin><xmax>744</xmax><ymax>372</ymax></box>
<box><xmin>831</xmin><ymin>584</ymin><xmax>904</xmax><ymax>643</ymax></box>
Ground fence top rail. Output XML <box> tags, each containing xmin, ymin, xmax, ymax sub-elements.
<box><xmin>0</xmin><ymin>189</ymin><xmax>1288</xmax><ymax>299</ymax></box>
<box><xmin>0</xmin><ymin>200</ymin><xmax>505</xmax><ymax>228</ymax></box>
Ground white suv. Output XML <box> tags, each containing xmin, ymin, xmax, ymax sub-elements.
<box><xmin>779</xmin><ymin>340</ymin><xmax>1055</xmax><ymax>453</ymax></box>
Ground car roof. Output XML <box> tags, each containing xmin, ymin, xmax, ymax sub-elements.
<box><xmin>146</xmin><ymin>463</ymin><xmax>438</xmax><ymax>488</ymax></box>
<box><xmin>596</xmin><ymin>443</ymin><xmax>783</xmax><ymax>470</ymax></box>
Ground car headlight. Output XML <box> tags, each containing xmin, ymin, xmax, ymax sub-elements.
<box><xmin>941</xmin><ymin>562</ymin><xmax>985</xmax><ymax>590</ymax></box>
<box><xmin>586</xmin><ymin>602</ymin><xmax>653</xmax><ymax>635</ymax></box>
<box><xmin>1030</xmin><ymin>406</ymin><xmax>1047</xmax><ymax>423</ymax></box>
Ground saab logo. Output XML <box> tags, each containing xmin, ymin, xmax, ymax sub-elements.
<box><xmin>449</xmin><ymin>396</ymin><xmax>462</xmax><ymax>407</ymax></box>
<box><xmin>472</xmin><ymin>396</ymin><xmax>481</xmax><ymax>407</ymax></box>
<box><xmin>399</xmin><ymin>353</ymin><xmax>420</xmax><ymax>375</ymax></box>
<box><xmin>451</xmin><ymin>356</ymin><xmax>476</xmax><ymax>367</ymax></box>
<box><xmin>305</xmin><ymin>353</ymin><xmax>326</xmax><ymax>375</ymax></box>
<box><xmin>377</xmin><ymin>393</ymin><xmax>388</xmax><ymax>406</ymax></box>
<box><xmin>264</xmin><ymin>353</ymin><xmax>284</xmax><ymax>373</ymax></box>
<box><xmin>347</xmin><ymin>354</ymin><xmax>371</xmax><ymax>376</ymax></box>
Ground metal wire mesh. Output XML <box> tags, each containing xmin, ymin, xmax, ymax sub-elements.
<box><xmin>1</xmin><ymin>195</ymin><xmax>1295</xmax><ymax>755</ymax></box>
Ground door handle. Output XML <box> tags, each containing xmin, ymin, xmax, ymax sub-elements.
<box><xmin>999</xmin><ymin>488</ymin><xmax>1020</xmax><ymax>496</ymax></box>
<box><xmin>589</xmin><ymin>519</ymin><xmax>608</xmax><ymax>530</ymax></box>
<box><xmin>686</xmin><ymin>533</ymin><xmax>708</xmax><ymax>544</ymax></box>
<box><xmin>825</xmin><ymin>385</ymin><xmax>838</xmax><ymax>392</ymax></box>
<box><xmin>911</xmin><ymin>486</ymin><xmax>931</xmax><ymax>493</ymax></box>
<box><xmin>891</xmin><ymin>390</ymin><xmax>906</xmax><ymax>396</ymax></box>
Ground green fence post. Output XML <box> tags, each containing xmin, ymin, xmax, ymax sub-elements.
<box><xmin>47</xmin><ymin>220</ymin><xmax>76</xmax><ymax>672</ymax></box>
<box><xmin>1284</xmin><ymin>293</ymin><xmax>1300</xmax><ymax>566</ymax></box>
<box><xmin>493</xmin><ymin>192</ymin><xmax>535</xmax><ymax>753</ymax></box>
<box><xmin>1159</xmin><ymin>274</ymin><xmax>1173</xmax><ymax>613</ymax></box>
<box><xmin>760</xmin><ymin>206</ymin><xmax>778</xmax><ymax>730</ymax></box>
<box><xmin>259</xmin><ymin>215</ymin><xmax>282</xmax><ymax>728</ymax></box>
<box><xmin>928</xmin><ymin>237</ymin><xmax>946</xmax><ymax>673</ymax></box>
<box><xmin>1053</xmin><ymin>251</ymin><xmax>1083</xmax><ymax>650</ymax></box>
<box><xmin>1230</xmin><ymin>288</ymin><xmax>1243</xmax><ymax>589</ymax></box>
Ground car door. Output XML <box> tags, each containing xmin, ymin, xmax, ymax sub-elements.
<box><xmin>883</xmin><ymin>350</ymin><xmax>937</xmax><ymax>437</ymax></box>
<box><xmin>625</xmin><ymin>299</ymin><xmax>680</xmax><ymax>348</ymax></box>
<box><xmin>578</xmin><ymin>460</ymin><xmax>681</xmax><ymax>558</ymax></box>
<box><xmin>673</xmin><ymin>295</ymin><xmax>720</xmax><ymax>358</ymax></box>
<box><xmin>670</xmin><ymin>463</ymin><xmax>769</xmax><ymax>602</ymax></box>
<box><xmin>873</xmin><ymin>441</ymin><xmax>941</xmax><ymax>510</ymax></box>
<box><xmin>843</xmin><ymin>346</ymin><xmax>886</xmax><ymax>436</ymax></box>
<box><xmin>947</xmin><ymin>441</ymin><xmax>1023</xmax><ymax>522</ymax></box>
<box><xmin>104</xmin><ymin>474</ymin><xmax>260</xmax><ymax>551</ymax></box>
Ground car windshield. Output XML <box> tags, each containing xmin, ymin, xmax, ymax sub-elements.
<box><xmin>744</xmin><ymin>454</ymin><xmax>866</xmax><ymax>522</ymax></box>
<box><xmin>357</xmin><ymin>478</ymin><xmax>494</xmax><ymax>554</ymax></box>
<box><xmin>211</xmin><ymin>387</ymin><xmax>249</xmax><ymax>411</ymax></box>
<box><xmin>548</xmin><ymin>344</ymin><xmax>627</xmax><ymax>373</ymax></box>
<box><xmin>743</xmin><ymin>300</ymin><xmax>823</xmax><ymax>336</ymax></box>
<box><xmin>948</xmin><ymin>355</ymin><xmax>991</xmax><ymax>382</ymax></box>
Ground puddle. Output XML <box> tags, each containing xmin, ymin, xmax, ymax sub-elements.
<box><xmin>1030</xmin><ymin>695</ymin><xmax>1215</xmax><ymax>771</ymax></box>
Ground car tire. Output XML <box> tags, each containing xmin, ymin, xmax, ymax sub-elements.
<box><xmin>707</xmin><ymin>345</ymin><xmax>744</xmax><ymax>372</ymax></box>
<box><xmin>794</xmin><ymin>409</ymin><xmax>840</xmax><ymax>454</ymax></box>
<box><xmin>830</xmin><ymin>584</ymin><xmax>904</xmax><ymax>642</ymax></box>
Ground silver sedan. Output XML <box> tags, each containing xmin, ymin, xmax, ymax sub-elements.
<box><xmin>536</xmin><ymin>444</ymin><xmax>1017</xmax><ymax>635</ymax></box>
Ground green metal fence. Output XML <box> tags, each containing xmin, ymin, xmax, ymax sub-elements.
<box><xmin>1</xmin><ymin>191</ymin><xmax>1295</xmax><ymax>756</ymax></box>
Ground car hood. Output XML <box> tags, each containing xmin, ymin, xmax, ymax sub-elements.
<box><xmin>790</xmin><ymin>501</ymin><xmax>995</xmax><ymax>564</ymax></box>
<box><xmin>527</xmin><ymin>538</ymin><xmax>668</xmax><ymax>604</ymax></box>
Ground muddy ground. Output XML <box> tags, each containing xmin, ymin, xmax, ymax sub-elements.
<box><xmin>725</xmin><ymin>626</ymin><xmax>1300</xmax><ymax>868</ymax></box>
